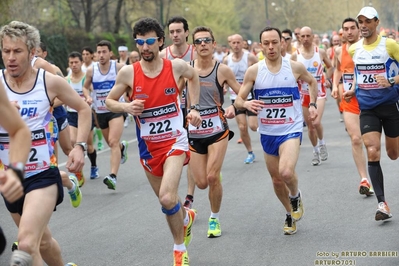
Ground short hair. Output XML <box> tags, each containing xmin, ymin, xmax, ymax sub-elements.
<box><xmin>282</xmin><ymin>29</ymin><xmax>293</xmax><ymax>37</ymax></box>
<box><xmin>167</xmin><ymin>16</ymin><xmax>189</xmax><ymax>32</ymax></box>
<box><xmin>97</xmin><ymin>40</ymin><xmax>112</xmax><ymax>51</ymax></box>
<box><xmin>0</xmin><ymin>21</ymin><xmax>40</xmax><ymax>51</ymax></box>
<box><xmin>81</xmin><ymin>46</ymin><xmax>94</xmax><ymax>54</ymax></box>
<box><xmin>39</xmin><ymin>42</ymin><xmax>47</xmax><ymax>52</ymax></box>
<box><xmin>259</xmin><ymin>27</ymin><xmax>282</xmax><ymax>42</ymax></box>
<box><xmin>133</xmin><ymin>17</ymin><xmax>165</xmax><ymax>51</ymax></box>
<box><xmin>342</xmin><ymin>17</ymin><xmax>359</xmax><ymax>29</ymax></box>
<box><xmin>191</xmin><ymin>26</ymin><xmax>215</xmax><ymax>43</ymax></box>
<box><xmin>68</xmin><ymin>51</ymin><xmax>83</xmax><ymax>61</ymax></box>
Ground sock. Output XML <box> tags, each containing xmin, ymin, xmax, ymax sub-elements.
<box><xmin>183</xmin><ymin>211</ymin><xmax>189</xmax><ymax>226</ymax></box>
<box><xmin>110</xmin><ymin>173</ymin><xmax>117</xmax><ymax>180</ymax></box>
<box><xmin>173</xmin><ymin>243</ymin><xmax>186</xmax><ymax>252</ymax></box>
<box><xmin>10</xmin><ymin>250</ymin><xmax>33</xmax><ymax>266</ymax></box>
<box><xmin>318</xmin><ymin>139</ymin><xmax>325</xmax><ymax>145</ymax></box>
<box><xmin>185</xmin><ymin>195</ymin><xmax>193</xmax><ymax>202</ymax></box>
<box><xmin>368</xmin><ymin>161</ymin><xmax>385</xmax><ymax>203</ymax></box>
<box><xmin>313</xmin><ymin>146</ymin><xmax>319</xmax><ymax>153</ymax></box>
<box><xmin>248</xmin><ymin>151</ymin><xmax>253</xmax><ymax>154</ymax></box>
<box><xmin>361</xmin><ymin>177</ymin><xmax>368</xmax><ymax>182</ymax></box>
<box><xmin>210</xmin><ymin>212</ymin><xmax>219</xmax><ymax>220</ymax></box>
<box><xmin>68</xmin><ymin>180</ymin><xmax>76</xmax><ymax>193</ymax></box>
<box><xmin>286</xmin><ymin>212</ymin><xmax>291</xmax><ymax>217</ymax></box>
<box><xmin>88</xmin><ymin>149</ymin><xmax>97</xmax><ymax>167</ymax></box>
<box><xmin>289</xmin><ymin>191</ymin><xmax>299</xmax><ymax>198</ymax></box>
<box><xmin>96</xmin><ymin>128</ymin><xmax>103</xmax><ymax>141</ymax></box>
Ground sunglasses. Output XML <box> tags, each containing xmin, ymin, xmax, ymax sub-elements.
<box><xmin>283</xmin><ymin>36</ymin><xmax>292</xmax><ymax>41</ymax></box>
<box><xmin>135</xmin><ymin>37</ymin><xmax>158</xmax><ymax>46</ymax></box>
<box><xmin>194</xmin><ymin>37</ymin><xmax>213</xmax><ymax>45</ymax></box>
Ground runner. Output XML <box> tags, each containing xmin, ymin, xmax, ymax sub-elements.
<box><xmin>235</xmin><ymin>26</ymin><xmax>318</xmax><ymax>234</ymax></box>
<box><xmin>105</xmin><ymin>17</ymin><xmax>201</xmax><ymax>266</ymax></box>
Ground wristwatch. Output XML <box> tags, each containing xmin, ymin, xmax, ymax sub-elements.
<box><xmin>7</xmin><ymin>162</ymin><xmax>25</xmax><ymax>182</ymax></box>
<box><xmin>74</xmin><ymin>142</ymin><xmax>87</xmax><ymax>151</ymax></box>
<box><xmin>190</xmin><ymin>104</ymin><xmax>200</xmax><ymax>111</ymax></box>
<box><xmin>388</xmin><ymin>77</ymin><xmax>395</xmax><ymax>87</ymax></box>
<box><xmin>308</xmin><ymin>102</ymin><xmax>317</xmax><ymax>109</ymax></box>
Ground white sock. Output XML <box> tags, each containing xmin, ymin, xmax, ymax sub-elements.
<box><xmin>361</xmin><ymin>177</ymin><xmax>368</xmax><ymax>182</ymax></box>
<box><xmin>68</xmin><ymin>180</ymin><xmax>76</xmax><ymax>193</ymax></box>
<box><xmin>173</xmin><ymin>243</ymin><xmax>186</xmax><ymax>252</ymax></box>
<box><xmin>183</xmin><ymin>210</ymin><xmax>189</xmax><ymax>226</ymax></box>
<box><xmin>210</xmin><ymin>212</ymin><xmax>219</xmax><ymax>220</ymax></box>
<box><xmin>289</xmin><ymin>191</ymin><xmax>299</xmax><ymax>198</ymax></box>
<box><xmin>318</xmin><ymin>139</ymin><xmax>325</xmax><ymax>145</ymax></box>
<box><xmin>313</xmin><ymin>146</ymin><xmax>319</xmax><ymax>153</ymax></box>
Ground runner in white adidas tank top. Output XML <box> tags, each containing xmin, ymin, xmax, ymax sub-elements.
<box><xmin>223</xmin><ymin>34</ymin><xmax>258</xmax><ymax>164</ymax></box>
<box><xmin>235</xmin><ymin>27</ymin><xmax>318</xmax><ymax>235</ymax></box>
<box><xmin>291</xmin><ymin>26</ymin><xmax>333</xmax><ymax>166</ymax></box>
<box><xmin>0</xmin><ymin>21</ymin><xmax>91</xmax><ymax>266</ymax></box>
<box><xmin>83</xmin><ymin>40</ymin><xmax>129</xmax><ymax>191</ymax></box>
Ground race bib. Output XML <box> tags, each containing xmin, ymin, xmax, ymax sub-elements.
<box><xmin>188</xmin><ymin>107</ymin><xmax>223</xmax><ymax>135</ymax></box>
<box><xmin>258</xmin><ymin>95</ymin><xmax>295</xmax><ymax>125</ymax></box>
<box><xmin>343</xmin><ymin>73</ymin><xmax>354</xmax><ymax>92</ymax></box>
<box><xmin>356</xmin><ymin>63</ymin><xmax>386</xmax><ymax>90</ymax></box>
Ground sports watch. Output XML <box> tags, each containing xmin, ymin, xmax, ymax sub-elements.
<box><xmin>308</xmin><ymin>102</ymin><xmax>317</xmax><ymax>109</ymax></box>
<box><xmin>388</xmin><ymin>77</ymin><xmax>395</xmax><ymax>87</ymax></box>
<box><xmin>190</xmin><ymin>104</ymin><xmax>200</xmax><ymax>111</ymax></box>
<box><xmin>7</xmin><ymin>162</ymin><xmax>25</xmax><ymax>182</ymax></box>
<box><xmin>74</xmin><ymin>142</ymin><xmax>87</xmax><ymax>151</ymax></box>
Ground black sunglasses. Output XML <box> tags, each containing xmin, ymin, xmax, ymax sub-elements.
<box><xmin>283</xmin><ymin>36</ymin><xmax>292</xmax><ymax>41</ymax></box>
<box><xmin>194</xmin><ymin>37</ymin><xmax>213</xmax><ymax>45</ymax></box>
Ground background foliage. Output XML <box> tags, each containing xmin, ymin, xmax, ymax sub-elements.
<box><xmin>1</xmin><ymin>0</ymin><xmax>398</xmax><ymax>71</ymax></box>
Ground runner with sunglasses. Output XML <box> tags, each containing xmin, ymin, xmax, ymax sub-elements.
<box><xmin>105</xmin><ymin>17</ymin><xmax>201</xmax><ymax>266</ymax></box>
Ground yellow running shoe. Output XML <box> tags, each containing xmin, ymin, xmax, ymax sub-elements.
<box><xmin>68</xmin><ymin>175</ymin><xmax>82</xmax><ymax>208</ymax></box>
<box><xmin>290</xmin><ymin>191</ymin><xmax>304</xmax><ymax>221</ymax></box>
<box><xmin>173</xmin><ymin>250</ymin><xmax>189</xmax><ymax>266</ymax></box>
<box><xmin>283</xmin><ymin>214</ymin><xmax>297</xmax><ymax>235</ymax></box>
<box><xmin>75</xmin><ymin>171</ymin><xmax>85</xmax><ymax>188</ymax></box>
<box><xmin>184</xmin><ymin>208</ymin><xmax>197</xmax><ymax>247</ymax></box>
<box><xmin>207</xmin><ymin>218</ymin><xmax>221</xmax><ymax>238</ymax></box>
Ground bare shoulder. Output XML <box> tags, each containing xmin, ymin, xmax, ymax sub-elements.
<box><xmin>290</xmin><ymin>60</ymin><xmax>306</xmax><ymax>74</ymax></box>
<box><xmin>159</xmin><ymin>47</ymin><xmax>167</xmax><ymax>58</ymax></box>
<box><xmin>171</xmin><ymin>58</ymin><xmax>188</xmax><ymax>70</ymax></box>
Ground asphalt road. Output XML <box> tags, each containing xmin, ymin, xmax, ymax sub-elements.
<box><xmin>1</xmin><ymin>95</ymin><xmax>399</xmax><ymax>266</ymax></box>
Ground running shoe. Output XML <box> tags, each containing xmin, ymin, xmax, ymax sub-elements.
<box><xmin>311</xmin><ymin>151</ymin><xmax>321</xmax><ymax>166</ymax></box>
<box><xmin>184</xmin><ymin>208</ymin><xmax>197</xmax><ymax>247</ymax></box>
<box><xmin>75</xmin><ymin>171</ymin><xmax>85</xmax><ymax>188</ymax></box>
<box><xmin>283</xmin><ymin>214</ymin><xmax>297</xmax><ymax>235</ymax></box>
<box><xmin>359</xmin><ymin>179</ymin><xmax>374</xmax><ymax>196</ymax></box>
<box><xmin>124</xmin><ymin>118</ymin><xmax>129</xmax><ymax>128</ymax></box>
<box><xmin>207</xmin><ymin>218</ymin><xmax>221</xmax><ymax>238</ymax></box>
<box><xmin>237</xmin><ymin>138</ymin><xmax>242</xmax><ymax>144</ymax></box>
<box><xmin>90</xmin><ymin>166</ymin><xmax>99</xmax><ymax>179</ymax></box>
<box><xmin>319</xmin><ymin>144</ymin><xmax>328</xmax><ymax>161</ymax></box>
<box><xmin>120</xmin><ymin>140</ymin><xmax>128</xmax><ymax>164</ymax></box>
<box><xmin>375</xmin><ymin>202</ymin><xmax>392</xmax><ymax>221</ymax></box>
<box><xmin>65</xmin><ymin>263</ymin><xmax>78</xmax><ymax>266</ymax></box>
<box><xmin>11</xmin><ymin>241</ymin><xmax>18</xmax><ymax>251</ymax></box>
<box><xmin>244</xmin><ymin>153</ymin><xmax>255</xmax><ymax>164</ymax></box>
<box><xmin>103</xmin><ymin>175</ymin><xmax>116</xmax><ymax>190</ymax></box>
<box><xmin>290</xmin><ymin>191</ymin><xmax>304</xmax><ymax>221</ymax></box>
<box><xmin>173</xmin><ymin>250</ymin><xmax>189</xmax><ymax>266</ymax></box>
<box><xmin>68</xmin><ymin>175</ymin><xmax>82</xmax><ymax>208</ymax></box>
